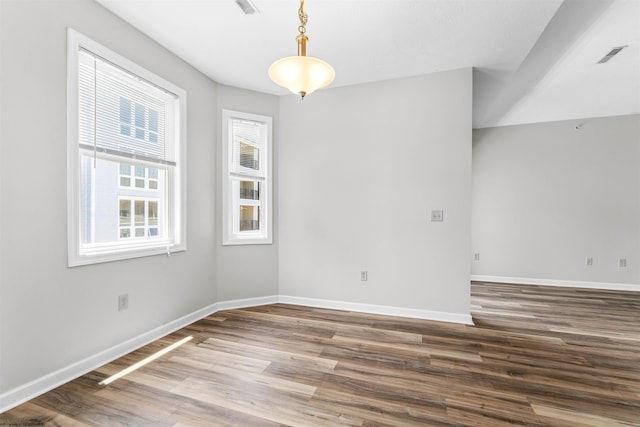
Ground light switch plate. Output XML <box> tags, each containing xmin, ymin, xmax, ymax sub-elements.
<box><xmin>431</xmin><ymin>210</ymin><xmax>444</xmax><ymax>222</ymax></box>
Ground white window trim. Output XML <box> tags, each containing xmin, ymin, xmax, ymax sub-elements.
<box><xmin>67</xmin><ymin>28</ymin><xmax>187</xmax><ymax>266</ymax></box>
<box><xmin>222</xmin><ymin>110</ymin><xmax>273</xmax><ymax>245</ymax></box>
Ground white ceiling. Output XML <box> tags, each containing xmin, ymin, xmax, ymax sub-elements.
<box><xmin>96</xmin><ymin>0</ymin><xmax>639</xmax><ymax>128</ymax></box>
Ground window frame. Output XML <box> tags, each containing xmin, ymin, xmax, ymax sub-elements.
<box><xmin>222</xmin><ymin>110</ymin><xmax>273</xmax><ymax>245</ymax></box>
<box><xmin>67</xmin><ymin>28</ymin><xmax>187</xmax><ymax>266</ymax></box>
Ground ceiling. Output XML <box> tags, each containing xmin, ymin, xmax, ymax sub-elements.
<box><xmin>96</xmin><ymin>0</ymin><xmax>639</xmax><ymax>128</ymax></box>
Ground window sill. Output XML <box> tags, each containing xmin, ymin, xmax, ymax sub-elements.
<box><xmin>68</xmin><ymin>242</ymin><xmax>185</xmax><ymax>267</ymax></box>
<box><xmin>222</xmin><ymin>236</ymin><xmax>273</xmax><ymax>246</ymax></box>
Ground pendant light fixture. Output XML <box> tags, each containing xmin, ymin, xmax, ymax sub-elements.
<box><xmin>268</xmin><ymin>0</ymin><xmax>335</xmax><ymax>99</ymax></box>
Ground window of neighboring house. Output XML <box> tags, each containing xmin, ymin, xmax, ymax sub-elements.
<box><xmin>119</xmin><ymin>98</ymin><xmax>159</xmax><ymax>143</ymax></box>
<box><xmin>222</xmin><ymin>110</ymin><xmax>273</xmax><ymax>245</ymax></box>
<box><xmin>118</xmin><ymin>198</ymin><xmax>160</xmax><ymax>239</ymax></box>
<box><xmin>67</xmin><ymin>29</ymin><xmax>186</xmax><ymax>266</ymax></box>
<box><xmin>119</xmin><ymin>164</ymin><xmax>159</xmax><ymax>190</ymax></box>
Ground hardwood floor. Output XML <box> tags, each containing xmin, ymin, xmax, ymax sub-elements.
<box><xmin>2</xmin><ymin>282</ymin><xmax>639</xmax><ymax>426</ymax></box>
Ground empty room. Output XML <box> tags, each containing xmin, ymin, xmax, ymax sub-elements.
<box><xmin>0</xmin><ymin>0</ymin><xmax>639</xmax><ymax>425</ymax></box>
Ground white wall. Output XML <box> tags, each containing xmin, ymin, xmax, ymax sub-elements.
<box><xmin>278</xmin><ymin>69</ymin><xmax>473</xmax><ymax>318</ymax></box>
<box><xmin>216</xmin><ymin>85</ymin><xmax>279</xmax><ymax>301</ymax></box>
<box><xmin>0</xmin><ymin>0</ymin><xmax>220</xmax><ymax>396</ymax></box>
<box><xmin>472</xmin><ymin>115</ymin><xmax>640</xmax><ymax>288</ymax></box>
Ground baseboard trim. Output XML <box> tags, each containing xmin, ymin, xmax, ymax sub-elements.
<box><xmin>471</xmin><ymin>275</ymin><xmax>640</xmax><ymax>292</ymax></box>
<box><xmin>278</xmin><ymin>295</ymin><xmax>474</xmax><ymax>326</ymax></box>
<box><xmin>216</xmin><ymin>295</ymin><xmax>279</xmax><ymax>311</ymax></box>
<box><xmin>1</xmin><ymin>293</ymin><xmax>472</xmax><ymax>413</ymax></box>
<box><xmin>0</xmin><ymin>301</ymin><xmax>220</xmax><ymax>414</ymax></box>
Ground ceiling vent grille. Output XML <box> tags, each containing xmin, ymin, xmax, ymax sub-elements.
<box><xmin>235</xmin><ymin>0</ymin><xmax>259</xmax><ymax>15</ymax></box>
<box><xmin>597</xmin><ymin>46</ymin><xmax>627</xmax><ymax>64</ymax></box>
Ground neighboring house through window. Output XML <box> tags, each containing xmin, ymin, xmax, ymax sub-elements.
<box><xmin>118</xmin><ymin>197</ymin><xmax>159</xmax><ymax>239</ymax></box>
<box><xmin>67</xmin><ymin>29</ymin><xmax>186</xmax><ymax>266</ymax></box>
<box><xmin>120</xmin><ymin>97</ymin><xmax>159</xmax><ymax>143</ymax></box>
<box><xmin>119</xmin><ymin>164</ymin><xmax>159</xmax><ymax>190</ymax></box>
<box><xmin>222</xmin><ymin>110</ymin><xmax>273</xmax><ymax>245</ymax></box>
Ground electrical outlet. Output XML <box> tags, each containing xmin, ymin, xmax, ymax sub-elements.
<box><xmin>474</xmin><ymin>253</ymin><xmax>480</xmax><ymax>261</ymax></box>
<box><xmin>360</xmin><ymin>271</ymin><xmax>368</xmax><ymax>281</ymax></box>
<box><xmin>619</xmin><ymin>258</ymin><xmax>627</xmax><ymax>268</ymax></box>
<box><xmin>431</xmin><ymin>210</ymin><xmax>444</xmax><ymax>222</ymax></box>
<box><xmin>118</xmin><ymin>294</ymin><xmax>129</xmax><ymax>311</ymax></box>
<box><xmin>586</xmin><ymin>257</ymin><xmax>593</xmax><ymax>266</ymax></box>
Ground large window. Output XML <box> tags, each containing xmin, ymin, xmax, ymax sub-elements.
<box><xmin>222</xmin><ymin>110</ymin><xmax>272</xmax><ymax>245</ymax></box>
<box><xmin>67</xmin><ymin>29</ymin><xmax>186</xmax><ymax>266</ymax></box>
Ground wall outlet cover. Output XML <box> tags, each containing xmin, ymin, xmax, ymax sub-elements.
<box><xmin>431</xmin><ymin>210</ymin><xmax>444</xmax><ymax>222</ymax></box>
<box><xmin>118</xmin><ymin>294</ymin><xmax>129</xmax><ymax>311</ymax></box>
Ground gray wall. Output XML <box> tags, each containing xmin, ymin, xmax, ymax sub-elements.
<box><xmin>0</xmin><ymin>0</ymin><xmax>282</xmax><ymax>398</ymax></box>
<box><xmin>216</xmin><ymin>85</ymin><xmax>280</xmax><ymax>301</ymax></box>
<box><xmin>278</xmin><ymin>70</ymin><xmax>473</xmax><ymax>316</ymax></box>
<box><xmin>472</xmin><ymin>115</ymin><xmax>640</xmax><ymax>287</ymax></box>
<box><xmin>0</xmin><ymin>0</ymin><xmax>276</xmax><ymax>397</ymax></box>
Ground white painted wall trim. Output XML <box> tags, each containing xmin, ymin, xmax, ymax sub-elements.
<box><xmin>0</xmin><ymin>293</ymin><xmax>470</xmax><ymax>413</ymax></box>
<box><xmin>279</xmin><ymin>295</ymin><xmax>474</xmax><ymax>326</ymax></box>
<box><xmin>0</xmin><ymin>294</ymin><xmax>282</xmax><ymax>413</ymax></box>
<box><xmin>471</xmin><ymin>275</ymin><xmax>640</xmax><ymax>292</ymax></box>
<box><xmin>0</xmin><ymin>300</ymin><xmax>221</xmax><ymax>413</ymax></box>
<box><xmin>216</xmin><ymin>295</ymin><xmax>279</xmax><ymax>311</ymax></box>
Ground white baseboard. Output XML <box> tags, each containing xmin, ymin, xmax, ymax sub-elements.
<box><xmin>471</xmin><ymin>275</ymin><xmax>640</xmax><ymax>292</ymax></box>
<box><xmin>217</xmin><ymin>295</ymin><xmax>279</xmax><ymax>311</ymax></box>
<box><xmin>0</xmin><ymin>293</ymin><xmax>471</xmax><ymax>413</ymax></box>
<box><xmin>278</xmin><ymin>295</ymin><xmax>474</xmax><ymax>326</ymax></box>
<box><xmin>0</xmin><ymin>293</ymin><xmax>285</xmax><ymax>413</ymax></box>
<box><xmin>0</xmin><ymin>301</ymin><xmax>218</xmax><ymax>414</ymax></box>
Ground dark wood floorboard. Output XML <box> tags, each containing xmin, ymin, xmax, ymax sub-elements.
<box><xmin>1</xmin><ymin>282</ymin><xmax>639</xmax><ymax>426</ymax></box>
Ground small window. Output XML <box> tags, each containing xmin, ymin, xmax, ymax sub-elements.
<box><xmin>119</xmin><ymin>164</ymin><xmax>161</xmax><ymax>191</ymax></box>
<box><xmin>67</xmin><ymin>29</ymin><xmax>186</xmax><ymax>266</ymax></box>
<box><xmin>118</xmin><ymin>198</ymin><xmax>160</xmax><ymax>239</ymax></box>
<box><xmin>117</xmin><ymin>196</ymin><xmax>161</xmax><ymax>240</ymax></box>
<box><xmin>240</xmin><ymin>143</ymin><xmax>259</xmax><ymax>170</ymax></box>
<box><xmin>240</xmin><ymin>181</ymin><xmax>260</xmax><ymax>200</ymax></box>
<box><xmin>222</xmin><ymin>110</ymin><xmax>272</xmax><ymax>245</ymax></box>
<box><xmin>149</xmin><ymin>168</ymin><xmax>159</xmax><ymax>190</ymax></box>
<box><xmin>119</xmin><ymin>98</ymin><xmax>131</xmax><ymax>136</ymax></box>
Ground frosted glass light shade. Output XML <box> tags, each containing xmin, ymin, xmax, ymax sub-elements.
<box><xmin>268</xmin><ymin>55</ymin><xmax>335</xmax><ymax>98</ymax></box>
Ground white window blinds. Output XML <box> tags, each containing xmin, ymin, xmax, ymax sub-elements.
<box><xmin>78</xmin><ymin>48</ymin><xmax>178</xmax><ymax>165</ymax></box>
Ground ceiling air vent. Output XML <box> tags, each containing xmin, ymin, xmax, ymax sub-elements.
<box><xmin>235</xmin><ymin>0</ymin><xmax>259</xmax><ymax>15</ymax></box>
<box><xmin>597</xmin><ymin>46</ymin><xmax>627</xmax><ymax>64</ymax></box>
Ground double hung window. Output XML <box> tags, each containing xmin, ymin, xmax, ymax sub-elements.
<box><xmin>67</xmin><ymin>29</ymin><xmax>186</xmax><ymax>266</ymax></box>
<box><xmin>222</xmin><ymin>110</ymin><xmax>272</xmax><ymax>245</ymax></box>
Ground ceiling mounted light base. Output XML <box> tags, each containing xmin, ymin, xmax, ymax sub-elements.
<box><xmin>268</xmin><ymin>0</ymin><xmax>335</xmax><ymax>99</ymax></box>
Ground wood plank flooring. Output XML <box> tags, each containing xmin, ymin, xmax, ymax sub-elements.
<box><xmin>2</xmin><ymin>282</ymin><xmax>639</xmax><ymax>426</ymax></box>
